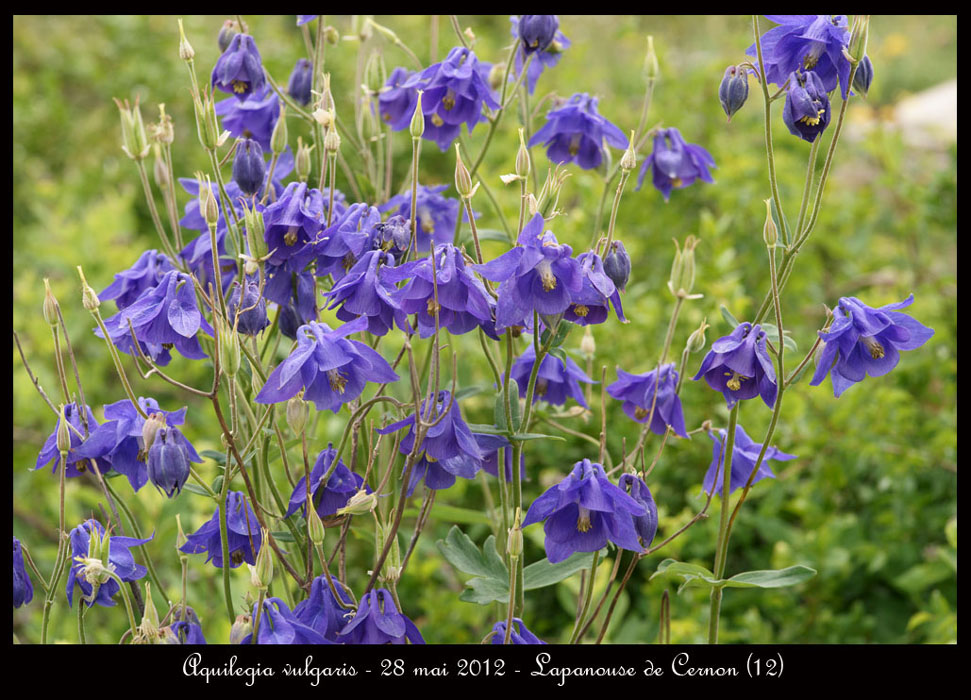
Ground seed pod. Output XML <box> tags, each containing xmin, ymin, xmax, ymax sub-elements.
<box><xmin>43</xmin><ymin>278</ymin><xmax>59</xmax><ymax>327</ymax></box>
<box><xmin>454</xmin><ymin>144</ymin><xmax>473</xmax><ymax>198</ymax></box>
<box><xmin>762</xmin><ymin>199</ymin><xmax>778</xmax><ymax>247</ymax></box>
<box><xmin>410</xmin><ymin>90</ymin><xmax>425</xmax><ymax>139</ymax></box>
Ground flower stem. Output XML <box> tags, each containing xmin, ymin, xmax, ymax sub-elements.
<box><xmin>707</xmin><ymin>402</ymin><xmax>739</xmax><ymax>644</ymax></box>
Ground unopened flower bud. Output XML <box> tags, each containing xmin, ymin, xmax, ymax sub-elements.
<box><xmin>141</xmin><ymin>412</ymin><xmax>167</xmax><ymax>454</ymax></box>
<box><xmin>580</xmin><ymin>326</ymin><xmax>596</xmax><ymax>357</ymax></box>
<box><xmin>762</xmin><ymin>199</ymin><xmax>778</xmax><ymax>247</ymax></box>
<box><xmin>686</xmin><ymin>318</ymin><xmax>710</xmax><ymax>354</ymax></box>
<box><xmin>242</xmin><ymin>201</ymin><xmax>268</xmax><ymax>260</ymax></box>
<box><xmin>515</xmin><ymin>127</ymin><xmax>530</xmax><ymax>178</ymax></box>
<box><xmin>454</xmin><ymin>144</ymin><xmax>473</xmax><ymax>198</ymax></box>
<box><xmin>200</xmin><ymin>177</ymin><xmax>219</xmax><ymax>226</ymax></box>
<box><xmin>488</xmin><ymin>63</ymin><xmax>505</xmax><ymax>92</ymax></box>
<box><xmin>507</xmin><ymin>509</ymin><xmax>523</xmax><ymax>559</ymax></box>
<box><xmin>268</xmin><ymin>105</ymin><xmax>288</xmax><ymax>153</ymax></box>
<box><xmin>218</xmin><ymin>317</ymin><xmax>241</xmax><ymax>378</ymax></box>
<box><xmin>643</xmin><ymin>35</ymin><xmax>659</xmax><ymax>83</ymax></box>
<box><xmin>620</xmin><ymin>132</ymin><xmax>637</xmax><ymax>171</ymax></box>
<box><xmin>853</xmin><ymin>55</ymin><xmax>874</xmax><ymax>98</ymax></box>
<box><xmin>76</xmin><ymin>266</ymin><xmax>101</xmax><ymax>312</ymax></box>
<box><xmin>337</xmin><ymin>489</ymin><xmax>378</xmax><ymax>516</ymax></box>
<box><xmin>147</xmin><ymin>426</ymin><xmax>191</xmax><ymax>497</ymax></box>
<box><xmin>324</xmin><ymin>127</ymin><xmax>341</xmax><ymax>154</ymax></box>
<box><xmin>603</xmin><ymin>240</ymin><xmax>631</xmax><ymax>292</ymax></box>
<box><xmin>295</xmin><ymin>137</ymin><xmax>313</xmax><ymax>182</ymax></box>
<box><xmin>232</xmin><ymin>138</ymin><xmax>266</xmax><ymax>197</ymax></box>
<box><xmin>230</xmin><ymin>614</ymin><xmax>252</xmax><ymax>644</ymax></box>
<box><xmin>217</xmin><ymin>19</ymin><xmax>239</xmax><ymax>53</ymax></box>
<box><xmin>719</xmin><ymin>65</ymin><xmax>749</xmax><ymax>121</ymax></box>
<box><xmin>410</xmin><ymin>90</ymin><xmax>425</xmax><ymax>139</ymax></box>
<box><xmin>249</xmin><ymin>528</ymin><xmax>273</xmax><ymax>590</ymax></box>
<box><xmin>56</xmin><ymin>405</ymin><xmax>72</xmax><ymax>454</ymax></box>
<box><xmin>286</xmin><ymin>393</ymin><xmax>309</xmax><ymax>435</ymax></box>
<box><xmin>177</xmin><ymin>18</ymin><xmax>195</xmax><ymax>62</ymax></box>
<box><xmin>323</xmin><ymin>25</ymin><xmax>340</xmax><ymax>45</ymax></box>
<box><xmin>43</xmin><ymin>278</ymin><xmax>59</xmax><ymax>327</ymax></box>
<box><xmin>307</xmin><ymin>507</ymin><xmax>326</xmax><ymax>547</ymax></box>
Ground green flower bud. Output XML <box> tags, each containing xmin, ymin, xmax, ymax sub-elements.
<box><xmin>762</xmin><ymin>199</ymin><xmax>778</xmax><ymax>248</ymax></box>
<box><xmin>515</xmin><ymin>127</ymin><xmax>530</xmax><ymax>179</ymax></box>
<box><xmin>218</xmin><ymin>317</ymin><xmax>241</xmax><ymax>378</ymax></box>
<box><xmin>644</xmin><ymin>35</ymin><xmax>659</xmax><ymax>83</ymax></box>
<box><xmin>76</xmin><ymin>265</ymin><xmax>101</xmax><ymax>312</ymax></box>
<box><xmin>249</xmin><ymin>528</ymin><xmax>273</xmax><ymax>590</ymax></box>
<box><xmin>410</xmin><ymin>90</ymin><xmax>425</xmax><ymax>139</ymax></box>
<box><xmin>686</xmin><ymin>318</ymin><xmax>710</xmax><ymax>354</ymax></box>
<box><xmin>56</xmin><ymin>404</ymin><xmax>72</xmax><ymax>455</ymax></box>
<box><xmin>295</xmin><ymin>137</ymin><xmax>313</xmax><ymax>182</ymax></box>
<box><xmin>307</xmin><ymin>507</ymin><xmax>326</xmax><ymax>547</ymax></box>
<box><xmin>620</xmin><ymin>131</ymin><xmax>637</xmax><ymax>171</ymax></box>
<box><xmin>507</xmin><ymin>508</ymin><xmax>523</xmax><ymax>559</ymax></box>
<box><xmin>337</xmin><ymin>489</ymin><xmax>378</xmax><ymax>516</ymax></box>
<box><xmin>323</xmin><ymin>25</ymin><xmax>340</xmax><ymax>45</ymax></box>
<box><xmin>286</xmin><ymin>392</ymin><xmax>309</xmax><ymax>435</ymax></box>
<box><xmin>270</xmin><ymin>105</ymin><xmax>288</xmax><ymax>154</ymax></box>
<box><xmin>454</xmin><ymin>144</ymin><xmax>473</xmax><ymax>198</ymax></box>
<box><xmin>847</xmin><ymin>15</ymin><xmax>870</xmax><ymax>65</ymax></box>
<box><xmin>200</xmin><ymin>175</ymin><xmax>219</xmax><ymax>227</ymax></box>
<box><xmin>43</xmin><ymin>278</ymin><xmax>59</xmax><ymax>327</ymax></box>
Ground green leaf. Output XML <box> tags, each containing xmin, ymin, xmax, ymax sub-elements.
<box><xmin>651</xmin><ymin>559</ymin><xmax>722</xmax><ymax>592</ymax></box>
<box><xmin>723</xmin><ymin>565</ymin><xmax>817</xmax><ymax>589</ymax></box>
<box><xmin>761</xmin><ymin>323</ymin><xmax>798</xmax><ymax>352</ymax></box>
<box><xmin>464</xmin><ymin>228</ymin><xmax>511</xmax><ymax>246</ymax></box>
<box><xmin>494</xmin><ymin>391</ymin><xmax>507</xmax><ymax>431</ymax></box>
<box><xmin>523</xmin><ymin>550</ymin><xmax>596</xmax><ymax>590</ymax></box>
<box><xmin>510</xmin><ymin>432</ymin><xmax>566</xmax><ymax>442</ymax></box>
<box><xmin>182</xmin><ymin>483</ymin><xmax>213</xmax><ymax>498</ymax></box>
<box><xmin>459</xmin><ymin>576</ymin><xmax>509</xmax><ymax>605</ymax></box>
<box><xmin>270</xmin><ymin>530</ymin><xmax>296</xmax><ymax>543</ymax></box>
<box><xmin>200</xmin><ymin>450</ymin><xmax>226</xmax><ymax>465</ymax></box>
<box><xmin>466</xmin><ymin>423</ymin><xmax>509</xmax><ymax>436</ymax></box>
<box><xmin>456</xmin><ymin>383</ymin><xmax>490</xmax><ymax>400</ymax></box>
<box><xmin>436</xmin><ymin>526</ymin><xmax>508</xmax><ymax>581</ymax></box>
<box><xmin>720</xmin><ymin>305</ymin><xmax>740</xmax><ymax>328</ymax></box>
<box><xmin>508</xmin><ymin>379</ymin><xmax>521</xmax><ymax>430</ymax></box>
<box><xmin>211</xmin><ymin>475</ymin><xmax>223</xmax><ymax>494</ymax></box>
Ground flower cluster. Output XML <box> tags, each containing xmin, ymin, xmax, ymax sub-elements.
<box><xmin>530</xmin><ymin>93</ymin><xmax>628</xmax><ymax>170</ymax></box>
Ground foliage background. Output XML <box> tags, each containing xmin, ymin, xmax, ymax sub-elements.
<box><xmin>13</xmin><ymin>15</ymin><xmax>956</xmax><ymax>644</ymax></box>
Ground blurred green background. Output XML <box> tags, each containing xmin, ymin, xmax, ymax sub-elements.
<box><xmin>13</xmin><ymin>15</ymin><xmax>956</xmax><ymax>644</ymax></box>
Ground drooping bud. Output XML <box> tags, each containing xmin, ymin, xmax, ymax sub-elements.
<box><xmin>719</xmin><ymin>65</ymin><xmax>749</xmax><ymax>121</ymax></box>
<box><xmin>454</xmin><ymin>143</ymin><xmax>474</xmax><ymax>198</ymax></box>
<box><xmin>852</xmin><ymin>55</ymin><xmax>874</xmax><ymax>98</ymax></box>
<box><xmin>686</xmin><ymin>318</ymin><xmax>710</xmax><ymax>354</ymax></box>
<box><xmin>518</xmin><ymin>15</ymin><xmax>559</xmax><ymax>55</ymax></box>
<box><xmin>177</xmin><ymin>18</ymin><xmax>195</xmax><ymax>62</ymax></box>
<box><xmin>287</xmin><ymin>58</ymin><xmax>313</xmax><ymax>107</ymax></box>
<box><xmin>56</xmin><ymin>405</ymin><xmax>72</xmax><ymax>455</ymax></box>
<box><xmin>603</xmin><ymin>240</ymin><xmax>631</xmax><ymax>292</ymax></box>
<box><xmin>620</xmin><ymin>131</ymin><xmax>637</xmax><ymax>171</ymax></box>
<box><xmin>515</xmin><ymin>127</ymin><xmax>530</xmax><ymax>179</ymax></box>
<box><xmin>643</xmin><ymin>35</ymin><xmax>659</xmax><ymax>83</ymax></box>
<box><xmin>286</xmin><ymin>392</ymin><xmax>309</xmax><ymax>435</ymax></box>
<box><xmin>227</xmin><ymin>280</ymin><xmax>269</xmax><ymax>336</ymax></box>
<box><xmin>295</xmin><ymin>137</ymin><xmax>313</xmax><ymax>182</ymax></box>
<box><xmin>307</xmin><ymin>507</ymin><xmax>326</xmax><ymax>547</ymax></box>
<box><xmin>76</xmin><ymin>266</ymin><xmax>101</xmax><ymax>312</ymax></box>
<box><xmin>114</xmin><ymin>97</ymin><xmax>151</xmax><ymax>160</ymax></box>
<box><xmin>232</xmin><ymin>138</ymin><xmax>266</xmax><ymax>197</ymax></box>
<box><xmin>323</xmin><ymin>26</ymin><xmax>340</xmax><ymax>45</ymax></box>
<box><xmin>43</xmin><ymin>278</ymin><xmax>59</xmax><ymax>327</ymax></box>
<box><xmin>249</xmin><ymin>528</ymin><xmax>273</xmax><ymax>590</ymax></box>
<box><xmin>762</xmin><ymin>199</ymin><xmax>778</xmax><ymax>247</ymax></box>
<box><xmin>229</xmin><ymin>614</ymin><xmax>252</xmax><ymax>644</ymax></box>
<box><xmin>270</xmin><ymin>105</ymin><xmax>288</xmax><ymax>154</ymax></box>
<box><xmin>217</xmin><ymin>19</ymin><xmax>239</xmax><ymax>53</ymax></box>
<box><xmin>147</xmin><ymin>426</ymin><xmax>191</xmax><ymax>497</ymax></box>
<box><xmin>410</xmin><ymin>90</ymin><xmax>425</xmax><ymax>139</ymax></box>
<box><xmin>337</xmin><ymin>489</ymin><xmax>378</xmax><ymax>516</ymax></box>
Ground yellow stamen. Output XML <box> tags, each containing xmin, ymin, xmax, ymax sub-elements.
<box><xmin>799</xmin><ymin>108</ymin><xmax>825</xmax><ymax>126</ymax></box>
<box><xmin>231</xmin><ymin>80</ymin><xmax>248</xmax><ymax>94</ymax></box>
<box><xmin>442</xmin><ymin>90</ymin><xmax>456</xmax><ymax>111</ymax></box>
<box><xmin>634</xmin><ymin>407</ymin><xmax>649</xmax><ymax>420</ymax></box>
<box><xmin>862</xmin><ymin>336</ymin><xmax>885</xmax><ymax>359</ymax></box>
<box><xmin>431</xmin><ymin>113</ymin><xmax>444</xmax><ymax>127</ymax></box>
<box><xmin>284</xmin><ymin>226</ymin><xmax>299</xmax><ymax>246</ymax></box>
<box><xmin>574</xmin><ymin>304</ymin><xmax>589</xmax><ymax>318</ymax></box>
<box><xmin>327</xmin><ymin>369</ymin><xmax>348</xmax><ymax>394</ymax></box>
<box><xmin>576</xmin><ymin>507</ymin><xmax>592</xmax><ymax>533</ymax></box>
<box><xmin>724</xmin><ymin>371</ymin><xmax>746</xmax><ymax>391</ymax></box>
<box><xmin>427</xmin><ymin>298</ymin><xmax>440</xmax><ymax>315</ymax></box>
<box><xmin>568</xmin><ymin>134</ymin><xmax>581</xmax><ymax>157</ymax></box>
<box><xmin>671</xmin><ymin>177</ymin><xmax>683</xmax><ymax>188</ymax></box>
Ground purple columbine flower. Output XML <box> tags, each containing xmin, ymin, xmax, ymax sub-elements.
<box><xmin>66</xmin><ymin>519</ymin><xmax>152</xmax><ymax>608</ymax></box>
<box><xmin>523</xmin><ymin>459</ymin><xmax>647</xmax><ymax>564</ymax></box>
<box><xmin>287</xmin><ymin>58</ymin><xmax>314</xmax><ymax>106</ymax></box>
<box><xmin>782</xmin><ymin>70</ymin><xmax>831</xmax><ymax>143</ymax></box>
<box><xmin>607</xmin><ymin>364</ymin><xmax>688</xmax><ymax>438</ymax></box>
<box><xmin>241</xmin><ymin>597</ymin><xmax>330</xmax><ymax>644</ymax></box>
<box><xmin>34</xmin><ymin>402</ymin><xmax>111</xmax><ymax>479</ymax></box>
<box><xmin>565</xmin><ymin>251</ymin><xmax>626</xmax><ymax>326</ymax></box>
<box><xmin>637</xmin><ymin>127</ymin><xmax>716</xmax><ymax>201</ymax></box>
<box><xmin>322</xmin><ymin>250</ymin><xmax>408</xmax><ymax>337</ymax></box>
<box><xmin>285</xmin><ymin>444</ymin><xmax>369</xmax><ymax>521</ymax></box>
<box><xmin>378</xmin><ymin>67</ymin><xmax>420</xmax><ymax>131</ymax></box>
<box><xmin>747</xmin><ymin>15</ymin><xmax>852</xmax><ymax>99</ymax></box>
<box><xmin>301</xmin><ymin>203</ymin><xmax>383</xmax><ymax>280</ymax></box>
<box><xmin>255</xmin><ymin>316</ymin><xmax>400</xmax><ymax>412</ymax></box>
<box><xmin>853</xmin><ymin>55</ymin><xmax>874</xmax><ymax>97</ymax></box>
<box><xmin>476</xmin><ymin>433</ymin><xmax>519</xmax><ymax>483</ymax></box>
<box><xmin>146</xmin><ymin>426</ymin><xmax>192</xmax><ymax>498</ymax></box>
<box><xmin>406</xmin><ymin>46</ymin><xmax>500</xmax><ymax>152</ymax></box>
<box><xmin>511</xmin><ymin>344</ymin><xmax>595</xmax><ymax>408</ymax></box>
<box><xmin>261</xmin><ymin>181</ymin><xmax>326</xmax><ymax>269</ymax></box>
<box><xmin>211</xmin><ymin>33</ymin><xmax>265</xmax><ymax>100</ymax></box>
<box><xmin>232</xmin><ymin>138</ymin><xmax>266</xmax><ymax>197</ymax></box>
<box><xmin>810</xmin><ymin>295</ymin><xmax>934</xmax><ymax>398</ymax></box>
<box><xmin>529</xmin><ymin>93</ymin><xmax>628</xmax><ymax>170</ymax></box>
<box><xmin>378</xmin><ymin>390</ymin><xmax>484</xmax><ymax>496</ymax></box>
<box><xmin>702</xmin><ymin>425</ymin><xmax>796</xmax><ymax>496</ymax></box>
<box><xmin>167</xmin><ymin>620</ymin><xmax>207</xmax><ymax>644</ymax></box>
<box><xmin>293</xmin><ymin>574</ymin><xmax>357</xmax><ymax>642</ymax></box>
<box><xmin>338</xmin><ymin>588</ymin><xmax>425</xmax><ymax>644</ymax></box>
<box><xmin>100</xmin><ymin>250</ymin><xmax>175</xmax><ymax>310</ymax></box>
<box><xmin>517</xmin><ymin>15</ymin><xmax>560</xmax><ymax>54</ymax></box>
<box><xmin>491</xmin><ymin>618</ymin><xmax>546</xmax><ymax>644</ymax></box>
<box><xmin>264</xmin><ymin>264</ymin><xmax>317</xmax><ymax>330</ymax></box>
<box><xmin>380</xmin><ymin>185</ymin><xmax>476</xmax><ymax>254</ymax></box>
<box><xmin>384</xmin><ymin>243</ymin><xmax>496</xmax><ymax>339</ymax></box>
<box><xmin>618</xmin><ymin>473</ymin><xmax>659</xmax><ymax>546</ymax></box>
<box><xmin>98</xmin><ymin>270</ymin><xmax>214</xmax><ymax>366</ymax></box>
<box><xmin>180</xmin><ymin>491</ymin><xmax>262</xmax><ymax>569</ymax></box>
<box><xmin>719</xmin><ymin>65</ymin><xmax>750</xmax><ymax>121</ymax></box>
<box><xmin>509</xmin><ymin>16</ymin><xmax>570</xmax><ymax>95</ymax></box>
<box><xmin>372</xmin><ymin>214</ymin><xmax>412</xmax><ymax>262</ymax></box>
<box><xmin>216</xmin><ymin>85</ymin><xmax>280</xmax><ymax>151</ymax></box>
<box><xmin>693</xmin><ymin>322</ymin><xmax>777</xmax><ymax>409</ymax></box>
<box><xmin>227</xmin><ymin>279</ymin><xmax>270</xmax><ymax>336</ymax></box>
<box><xmin>603</xmin><ymin>240</ymin><xmax>631</xmax><ymax>292</ymax></box>
<box><xmin>73</xmin><ymin>397</ymin><xmax>200</xmax><ymax>492</ymax></box>
<box><xmin>13</xmin><ymin>537</ymin><xmax>33</xmax><ymax>608</ymax></box>
<box><xmin>296</xmin><ymin>15</ymin><xmax>318</xmax><ymax>26</ymax></box>
<box><xmin>474</xmin><ymin>212</ymin><xmax>583</xmax><ymax>333</ymax></box>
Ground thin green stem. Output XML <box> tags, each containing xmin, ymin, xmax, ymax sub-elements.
<box><xmin>708</xmin><ymin>403</ymin><xmax>739</xmax><ymax>644</ymax></box>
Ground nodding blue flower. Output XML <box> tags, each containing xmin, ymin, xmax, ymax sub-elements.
<box><xmin>693</xmin><ymin>322</ymin><xmax>778</xmax><ymax>409</ymax></box>
<box><xmin>218</xmin><ymin>20</ymin><xmax>239</xmax><ymax>53</ymax></box>
<box><xmin>607</xmin><ymin>364</ymin><xmax>688</xmax><ymax>438</ymax></box>
<box><xmin>702</xmin><ymin>425</ymin><xmax>796</xmax><ymax>497</ymax></box>
<box><xmin>719</xmin><ymin>65</ymin><xmax>750</xmax><ymax>120</ymax></box>
<box><xmin>509</xmin><ymin>16</ymin><xmax>570</xmax><ymax>95</ymax></box>
<box><xmin>473</xmin><ymin>213</ymin><xmax>583</xmax><ymax>333</ymax></box>
<box><xmin>287</xmin><ymin>58</ymin><xmax>314</xmax><ymax>106</ymax></box>
<box><xmin>405</xmin><ymin>46</ymin><xmax>500</xmax><ymax>152</ymax></box>
<box><xmin>261</xmin><ymin>181</ymin><xmax>326</xmax><ymax>268</ymax></box>
<box><xmin>13</xmin><ymin>537</ymin><xmax>33</xmax><ymax>608</ymax></box>
<box><xmin>384</xmin><ymin>243</ymin><xmax>496</xmax><ymax>339</ymax></box>
<box><xmin>618</xmin><ymin>473</ymin><xmax>659</xmax><ymax>546</ymax></box>
<box><xmin>565</xmin><ymin>251</ymin><xmax>626</xmax><ymax>326</ymax></box>
<box><xmin>298</xmin><ymin>203</ymin><xmax>383</xmax><ymax>280</ymax></box>
<box><xmin>380</xmin><ymin>185</ymin><xmax>476</xmax><ymax>254</ymax></box>
<box><xmin>603</xmin><ymin>240</ymin><xmax>631</xmax><ymax>292</ymax></box>
<box><xmin>66</xmin><ymin>519</ymin><xmax>152</xmax><ymax>608</ymax></box>
<box><xmin>241</xmin><ymin>597</ymin><xmax>330</xmax><ymax>644</ymax></box>
<box><xmin>322</xmin><ymin>250</ymin><xmax>408</xmax><ymax>337</ymax></box>
<box><xmin>810</xmin><ymin>295</ymin><xmax>934</xmax><ymax>398</ymax></box>
<box><xmin>34</xmin><ymin>402</ymin><xmax>111</xmax><ymax>480</ymax></box>
<box><xmin>637</xmin><ymin>127</ymin><xmax>715</xmax><ymax>201</ymax></box>
<box><xmin>517</xmin><ymin>15</ymin><xmax>560</xmax><ymax>55</ymax></box>
<box><xmin>522</xmin><ymin>459</ymin><xmax>648</xmax><ymax>564</ymax></box>
<box><xmin>255</xmin><ymin>316</ymin><xmax>400</xmax><ymax>412</ymax></box>
<box><xmin>491</xmin><ymin>618</ymin><xmax>546</xmax><ymax>644</ymax></box>
<box><xmin>476</xmin><ymin>433</ymin><xmax>520</xmax><ymax>483</ymax></box>
<box><xmin>180</xmin><ymin>491</ymin><xmax>262</xmax><ymax>569</ymax></box>
<box><xmin>285</xmin><ymin>444</ymin><xmax>369</xmax><ymax>521</ymax></box>
<box><xmin>378</xmin><ymin>67</ymin><xmax>420</xmax><ymax>131</ymax></box>
<box><xmin>529</xmin><ymin>93</ymin><xmax>628</xmax><ymax>170</ymax></box>
<box><xmin>211</xmin><ymin>33</ymin><xmax>265</xmax><ymax>100</ymax></box>
<box><xmin>782</xmin><ymin>70</ymin><xmax>831</xmax><ymax>142</ymax></box>
<box><xmin>293</xmin><ymin>574</ymin><xmax>357</xmax><ymax>642</ymax></box>
<box><xmin>747</xmin><ymin>15</ymin><xmax>852</xmax><ymax>99</ymax></box>
<box><xmin>853</xmin><ymin>55</ymin><xmax>874</xmax><ymax>97</ymax></box>
<box><xmin>232</xmin><ymin>138</ymin><xmax>266</xmax><ymax>197</ymax></box>
<box><xmin>146</xmin><ymin>426</ymin><xmax>192</xmax><ymax>498</ymax></box>
<box><xmin>372</xmin><ymin>214</ymin><xmax>412</xmax><ymax>262</ymax></box>
<box><xmin>264</xmin><ymin>264</ymin><xmax>317</xmax><ymax>331</ymax></box>
<box><xmin>98</xmin><ymin>270</ymin><xmax>214</xmax><ymax>366</ymax></box>
<box><xmin>216</xmin><ymin>85</ymin><xmax>280</xmax><ymax>151</ymax></box>
<box><xmin>378</xmin><ymin>390</ymin><xmax>484</xmax><ymax>496</ymax></box>
<box><xmin>227</xmin><ymin>279</ymin><xmax>269</xmax><ymax>336</ymax></box>
<box><xmin>167</xmin><ymin>619</ymin><xmax>207</xmax><ymax>644</ymax></box>
<box><xmin>73</xmin><ymin>397</ymin><xmax>199</xmax><ymax>493</ymax></box>
<box><xmin>338</xmin><ymin>588</ymin><xmax>425</xmax><ymax>644</ymax></box>
<box><xmin>511</xmin><ymin>344</ymin><xmax>595</xmax><ymax>409</ymax></box>
<box><xmin>100</xmin><ymin>250</ymin><xmax>176</xmax><ymax>310</ymax></box>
